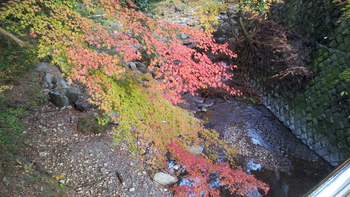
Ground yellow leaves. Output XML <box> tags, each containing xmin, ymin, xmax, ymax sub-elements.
<box><xmin>0</xmin><ymin>85</ymin><xmax>13</xmax><ymax>93</ymax></box>
<box><xmin>189</xmin><ymin>0</ymin><xmax>227</xmax><ymax>33</ymax></box>
<box><xmin>52</xmin><ymin>174</ymin><xmax>65</xmax><ymax>181</ymax></box>
<box><xmin>16</xmin><ymin>159</ymin><xmax>34</xmax><ymax>174</ymax></box>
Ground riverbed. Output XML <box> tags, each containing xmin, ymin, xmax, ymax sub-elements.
<box><xmin>180</xmin><ymin>94</ymin><xmax>332</xmax><ymax>196</ymax></box>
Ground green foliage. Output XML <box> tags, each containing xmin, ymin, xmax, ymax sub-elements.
<box><xmin>130</xmin><ymin>0</ymin><xmax>161</xmax><ymax>10</ymax></box>
<box><xmin>96</xmin><ymin>113</ymin><xmax>110</xmax><ymax>125</ymax></box>
<box><xmin>340</xmin><ymin>68</ymin><xmax>350</xmax><ymax>82</ymax></box>
<box><xmin>0</xmin><ymin>97</ymin><xmax>27</xmax><ymax>165</ymax></box>
<box><xmin>0</xmin><ymin>35</ymin><xmax>37</xmax><ymax>89</ymax></box>
<box><xmin>77</xmin><ymin>115</ymin><xmax>109</xmax><ymax>134</ymax></box>
<box><xmin>334</xmin><ymin>0</ymin><xmax>350</xmax><ymax>19</ymax></box>
<box><xmin>240</xmin><ymin>0</ymin><xmax>270</xmax><ymax>15</ymax></box>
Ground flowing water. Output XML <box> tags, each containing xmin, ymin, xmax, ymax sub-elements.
<box><xmin>180</xmin><ymin>95</ymin><xmax>332</xmax><ymax>196</ymax></box>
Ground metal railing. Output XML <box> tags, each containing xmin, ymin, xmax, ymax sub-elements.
<box><xmin>304</xmin><ymin>158</ymin><xmax>350</xmax><ymax>197</ymax></box>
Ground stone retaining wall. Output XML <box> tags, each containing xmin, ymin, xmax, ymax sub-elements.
<box><xmin>251</xmin><ymin>0</ymin><xmax>350</xmax><ymax>166</ymax></box>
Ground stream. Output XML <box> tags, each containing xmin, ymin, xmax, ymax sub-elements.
<box><xmin>180</xmin><ymin>94</ymin><xmax>332</xmax><ymax>196</ymax></box>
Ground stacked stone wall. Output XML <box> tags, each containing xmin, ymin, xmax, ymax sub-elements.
<box><xmin>251</xmin><ymin>0</ymin><xmax>350</xmax><ymax>166</ymax></box>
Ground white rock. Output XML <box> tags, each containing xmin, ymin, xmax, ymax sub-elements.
<box><xmin>39</xmin><ymin>151</ymin><xmax>49</xmax><ymax>157</ymax></box>
<box><xmin>173</xmin><ymin>165</ymin><xmax>180</xmax><ymax>170</ymax></box>
<box><xmin>129</xmin><ymin>187</ymin><xmax>135</xmax><ymax>192</ymax></box>
<box><xmin>153</xmin><ymin>172</ymin><xmax>178</xmax><ymax>186</ymax></box>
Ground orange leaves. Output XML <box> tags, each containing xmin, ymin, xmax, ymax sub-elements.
<box><xmin>100</xmin><ymin>7</ymin><xmax>239</xmax><ymax>103</ymax></box>
<box><xmin>29</xmin><ymin>32</ymin><xmax>38</xmax><ymax>38</ymax></box>
<box><xmin>66</xmin><ymin>46</ymin><xmax>125</xmax><ymax>88</ymax></box>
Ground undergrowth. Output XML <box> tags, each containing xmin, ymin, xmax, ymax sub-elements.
<box><xmin>0</xmin><ymin>97</ymin><xmax>27</xmax><ymax>171</ymax></box>
<box><xmin>0</xmin><ymin>36</ymin><xmax>37</xmax><ymax>93</ymax></box>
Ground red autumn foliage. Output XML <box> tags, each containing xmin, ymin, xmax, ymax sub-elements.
<box><xmin>75</xmin><ymin>0</ymin><xmax>240</xmax><ymax>103</ymax></box>
<box><xmin>168</xmin><ymin>142</ymin><xmax>269</xmax><ymax>197</ymax></box>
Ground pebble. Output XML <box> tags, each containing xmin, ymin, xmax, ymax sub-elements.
<box><xmin>100</xmin><ymin>168</ymin><xmax>109</xmax><ymax>175</ymax></box>
<box><xmin>173</xmin><ymin>165</ymin><xmax>180</xmax><ymax>170</ymax></box>
<box><xmin>39</xmin><ymin>151</ymin><xmax>49</xmax><ymax>157</ymax></box>
<box><xmin>129</xmin><ymin>187</ymin><xmax>135</xmax><ymax>192</ymax></box>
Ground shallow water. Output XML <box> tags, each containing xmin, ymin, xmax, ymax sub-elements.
<box><xmin>180</xmin><ymin>96</ymin><xmax>332</xmax><ymax>196</ymax></box>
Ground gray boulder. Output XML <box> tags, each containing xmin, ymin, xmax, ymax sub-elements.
<box><xmin>55</xmin><ymin>77</ymin><xmax>69</xmax><ymax>89</ymax></box>
<box><xmin>75</xmin><ymin>98</ymin><xmax>96</xmax><ymax>111</ymax></box>
<box><xmin>134</xmin><ymin>62</ymin><xmax>148</xmax><ymax>74</ymax></box>
<box><xmin>48</xmin><ymin>89</ymin><xmax>70</xmax><ymax>107</ymax></box>
<box><xmin>126</xmin><ymin>62</ymin><xmax>148</xmax><ymax>74</ymax></box>
<box><xmin>42</xmin><ymin>73</ymin><xmax>55</xmax><ymax>89</ymax></box>
<box><xmin>127</xmin><ymin>62</ymin><xmax>138</xmax><ymax>70</ymax></box>
<box><xmin>66</xmin><ymin>86</ymin><xmax>83</xmax><ymax>104</ymax></box>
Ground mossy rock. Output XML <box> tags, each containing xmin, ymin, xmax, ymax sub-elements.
<box><xmin>77</xmin><ymin>115</ymin><xmax>109</xmax><ymax>134</ymax></box>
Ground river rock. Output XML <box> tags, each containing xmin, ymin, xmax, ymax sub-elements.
<box><xmin>75</xmin><ymin>98</ymin><xmax>96</xmax><ymax>111</ymax></box>
<box><xmin>153</xmin><ymin>172</ymin><xmax>178</xmax><ymax>185</ymax></box>
<box><xmin>100</xmin><ymin>167</ymin><xmax>109</xmax><ymax>175</ymax></box>
<box><xmin>129</xmin><ymin>187</ymin><xmax>136</xmax><ymax>192</ymax></box>
<box><xmin>48</xmin><ymin>89</ymin><xmax>70</xmax><ymax>107</ymax></box>
<box><xmin>36</xmin><ymin>62</ymin><xmax>62</xmax><ymax>76</ymax></box>
<box><xmin>108</xmin><ymin>111</ymin><xmax>120</xmax><ymax>125</ymax></box>
<box><xmin>127</xmin><ymin>62</ymin><xmax>137</xmax><ymax>70</ymax></box>
<box><xmin>174</xmin><ymin>4</ymin><xmax>185</xmax><ymax>12</ymax></box>
<box><xmin>179</xmin><ymin>33</ymin><xmax>188</xmax><ymax>40</ymax></box>
<box><xmin>42</xmin><ymin>73</ymin><xmax>55</xmax><ymax>89</ymax></box>
<box><xmin>216</xmin><ymin>37</ymin><xmax>226</xmax><ymax>44</ymax></box>
<box><xmin>66</xmin><ymin>86</ymin><xmax>83</xmax><ymax>104</ymax></box>
<box><xmin>134</xmin><ymin>62</ymin><xmax>148</xmax><ymax>73</ymax></box>
<box><xmin>55</xmin><ymin>77</ymin><xmax>69</xmax><ymax>89</ymax></box>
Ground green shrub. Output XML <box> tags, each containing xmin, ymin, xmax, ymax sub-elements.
<box><xmin>0</xmin><ymin>97</ymin><xmax>27</xmax><ymax>167</ymax></box>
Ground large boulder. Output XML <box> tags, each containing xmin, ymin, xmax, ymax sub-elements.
<box><xmin>38</xmin><ymin>62</ymin><xmax>85</xmax><ymax>107</ymax></box>
<box><xmin>66</xmin><ymin>86</ymin><xmax>83</xmax><ymax>104</ymax></box>
<box><xmin>48</xmin><ymin>89</ymin><xmax>70</xmax><ymax>107</ymax></box>
<box><xmin>42</xmin><ymin>73</ymin><xmax>55</xmax><ymax>89</ymax></box>
<box><xmin>74</xmin><ymin>98</ymin><xmax>96</xmax><ymax>112</ymax></box>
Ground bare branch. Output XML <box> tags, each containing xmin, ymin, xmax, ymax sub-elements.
<box><xmin>0</xmin><ymin>27</ymin><xmax>27</xmax><ymax>47</ymax></box>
